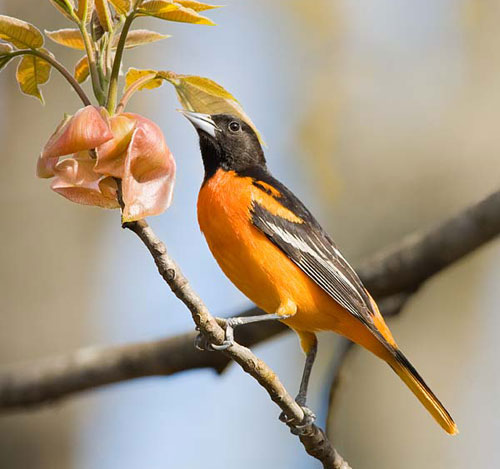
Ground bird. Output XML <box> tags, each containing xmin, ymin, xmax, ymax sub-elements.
<box><xmin>182</xmin><ymin>110</ymin><xmax>457</xmax><ymax>435</ymax></box>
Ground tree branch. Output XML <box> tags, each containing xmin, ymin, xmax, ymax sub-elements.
<box><xmin>0</xmin><ymin>294</ymin><xmax>408</xmax><ymax>411</ymax></box>
<box><xmin>1</xmin><ymin>188</ymin><xmax>499</xmax><ymax>408</ymax></box>
<box><xmin>2</xmin><ymin>188</ymin><xmax>500</xmax><ymax>463</ymax></box>
<box><xmin>359</xmin><ymin>189</ymin><xmax>500</xmax><ymax>297</ymax></box>
<box><xmin>120</xmin><ymin>218</ymin><xmax>348</xmax><ymax>468</ymax></box>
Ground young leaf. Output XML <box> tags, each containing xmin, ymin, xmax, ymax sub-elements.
<box><xmin>74</xmin><ymin>55</ymin><xmax>90</xmax><ymax>83</ymax></box>
<box><xmin>175</xmin><ymin>1</ymin><xmax>222</xmax><ymax>12</ymax></box>
<box><xmin>164</xmin><ymin>72</ymin><xmax>264</xmax><ymax>143</ymax></box>
<box><xmin>95</xmin><ymin>0</ymin><xmax>113</xmax><ymax>32</ymax></box>
<box><xmin>49</xmin><ymin>0</ymin><xmax>76</xmax><ymax>22</ymax></box>
<box><xmin>45</xmin><ymin>28</ymin><xmax>85</xmax><ymax>50</ymax></box>
<box><xmin>139</xmin><ymin>1</ymin><xmax>215</xmax><ymax>25</ymax></box>
<box><xmin>109</xmin><ymin>0</ymin><xmax>131</xmax><ymax>15</ymax></box>
<box><xmin>16</xmin><ymin>49</ymin><xmax>52</xmax><ymax>103</ymax></box>
<box><xmin>125</xmin><ymin>68</ymin><xmax>163</xmax><ymax>90</ymax></box>
<box><xmin>0</xmin><ymin>15</ymin><xmax>44</xmax><ymax>49</ymax></box>
<box><xmin>137</xmin><ymin>1</ymin><xmax>179</xmax><ymax>17</ymax></box>
<box><xmin>112</xmin><ymin>29</ymin><xmax>170</xmax><ymax>49</ymax></box>
<box><xmin>75</xmin><ymin>0</ymin><xmax>94</xmax><ymax>24</ymax></box>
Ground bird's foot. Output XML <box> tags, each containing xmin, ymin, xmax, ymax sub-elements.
<box><xmin>194</xmin><ymin>318</ymin><xmax>236</xmax><ymax>352</ymax></box>
<box><xmin>279</xmin><ymin>406</ymin><xmax>316</xmax><ymax>435</ymax></box>
<box><xmin>194</xmin><ymin>332</ymin><xmax>215</xmax><ymax>351</ymax></box>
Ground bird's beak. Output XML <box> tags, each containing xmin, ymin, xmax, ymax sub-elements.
<box><xmin>179</xmin><ymin>110</ymin><xmax>219</xmax><ymax>138</ymax></box>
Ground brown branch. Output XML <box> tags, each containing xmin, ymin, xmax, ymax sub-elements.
<box><xmin>121</xmin><ymin>218</ymin><xmax>348</xmax><ymax>468</ymax></box>
<box><xmin>2</xmin><ymin>188</ymin><xmax>500</xmax><ymax>410</ymax></box>
<box><xmin>2</xmin><ymin>188</ymin><xmax>500</xmax><ymax>463</ymax></box>
<box><xmin>0</xmin><ymin>294</ymin><xmax>409</xmax><ymax>411</ymax></box>
<box><xmin>359</xmin><ymin>189</ymin><xmax>500</xmax><ymax>297</ymax></box>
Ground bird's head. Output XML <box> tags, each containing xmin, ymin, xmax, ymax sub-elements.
<box><xmin>181</xmin><ymin>111</ymin><xmax>266</xmax><ymax>178</ymax></box>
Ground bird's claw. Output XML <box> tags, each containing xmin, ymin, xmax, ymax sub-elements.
<box><xmin>194</xmin><ymin>333</ymin><xmax>213</xmax><ymax>351</ymax></box>
<box><xmin>279</xmin><ymin>406</ymin><xmax>316</xmax><ymax>435</ymax></box>
<box><xmin>194</xmin><ymin>319</ymin><xmax>235</xmax><ymax>351</ymax></box>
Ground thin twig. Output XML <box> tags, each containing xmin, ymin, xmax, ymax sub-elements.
<box><xmin>77</xmin><ymin>19</ymin><xmax>106</xmax><ymax>105</ymax></box>
<box><xmin>106</xmin><ymin>12</ymin><xmax>135</xmax><ymax>112</ymax></box>
<box><xmin>7</xmin><ymin>50</ymin><xmax>91</xmax><ymax>106</ymax></box>
<box><xmin>115</xmin><ymin>73</ymin><xmax>157</xmax><ymax>113</ymax></box>
<box><xmin>121</xmin><ymin>218</ymin><xmax>348</xmax><ymax>468</ymax></box>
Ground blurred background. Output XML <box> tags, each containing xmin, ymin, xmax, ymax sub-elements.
<box><xmin>1</xmin><ymin>0</ymin><xmax>500</xmax><ymax>467</ymax></box>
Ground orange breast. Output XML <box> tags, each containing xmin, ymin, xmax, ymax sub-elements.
<box><xmin>197</xmin><ymin>169</ymin><xmax>393</xmax><ymax>355</ymax></box>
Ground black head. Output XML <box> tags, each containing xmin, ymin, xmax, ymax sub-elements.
<box><xmin>182</xmin><ymin>111</ymin><xmax>266</xmax><ymax>180</ymax></box>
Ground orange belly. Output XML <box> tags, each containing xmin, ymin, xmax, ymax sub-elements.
<box><xmin>197</xmin><ymin>169</ymin><xmax>392</xmax><ymax>354</ymax></box>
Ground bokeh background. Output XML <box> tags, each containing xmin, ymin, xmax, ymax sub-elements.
<box><xmin>1</xmin><ymin>0</ymin><xmax>500</xmax><ymax>468</ymax></box>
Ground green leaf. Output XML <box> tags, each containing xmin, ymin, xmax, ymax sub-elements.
<box><xmin>175</xmin><ymin>1</ymin><xmax>222</xmax><ymax>12</ymax></box>
<box><xmin>112</xmin><ymin>29</ymin><xmax>170</xmax><ymax>49</ymax></box>
<box><xmin>109</xmin><ymin>0</ymin><xmax>131</xmax><ymax>15</ymax></box>
<box><xmin>139</xmin><ymin>1</ymin><xmax>216</xmax><ymax>25</ymax></box>
<box><xmin>0</xmin><ymin>15</ymin><xmax>44</xmax><ymax>49</ymax></box>
<box><xmin>74</xmin><ymin>55</ymin><xmax>89</xmax><ymax>83</ymax></box>
<box><xmin>16</xmin><ymin>49</ymin><xmax>52</xmax><ymax>103</ymax></box>
<box><xmin>45</xmin><ymin>28</ymin><xmax>85</xmax><ymax>50</ymax></box>
<box><xmin>49</xmin><ymin>0</ymin><xmax>76</xmax><ymax>22</ymax></box>
<box><xmin>164</xmin><ymin>72</ymin><xmax>264</xmax><ymax>144</ymax></box>
<box><xmin>125</xmin><ymin>68</ymin><xmax>163</xmax><ymax>90</ymax></box>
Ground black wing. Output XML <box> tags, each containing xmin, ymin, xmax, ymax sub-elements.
<box><xmin>244</xmin><ymin>166</ymin><xmax>377</xmax><ymax>328</ymax></box>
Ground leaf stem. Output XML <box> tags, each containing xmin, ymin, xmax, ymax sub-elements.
<box><xmin>8</xmin><ymin>49</ymin><xmax>91</xmax><ymax>106</ymax></box>
<box><xmin>115</xmin><ymin>73</ymin><xmax>157</xmax><ymax>113</ymax></box>
<box><xmin>106</xmin><ymin>12</ymin><xmax>135</xmax><ymax>113</ymax></box>
<box><xmin>77</xmin><ymin>22</ymin><xmax>106</xmax><ymax>105</ymax></box>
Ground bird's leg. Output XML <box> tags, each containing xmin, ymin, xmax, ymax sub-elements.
<box><xmin>280</xmin><ymin>332</ymin><xmax>318</xmax><ymax>434</ymax></box>
<box><xmin>296</xmin><ymin>338</ymin><xmax>317</xmax><ymax>407</ymax></box>
<box><xmin>195</xmin><ymin>300</ymin><xmax>297</xmax><ymax>351</ymax></box>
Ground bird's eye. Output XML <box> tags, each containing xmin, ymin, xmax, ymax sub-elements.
<box><xmin>228</xmin><ymin>121</ymin><xmax>240</xmax><ymax>132</ymax></box>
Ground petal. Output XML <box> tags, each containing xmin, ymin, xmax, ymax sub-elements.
<box><xmin>94</xmin><ymin>114</ymin><xmax>136</xmax><ymax>178</ymax></box>
<box><xmin>36</xmin><ymin>153</ymin><xmax>58</xmax><ymax>178</ymax></box>
<box><xmin>122</xmin><ymin>113</ymin><xmax>170</xmax><ymax>180</ymax></box>
<box><xmin>50</xmin><ymin>152</ymin><xmax>119</xmax><ymax>209</ymax></box>
<box><xmin>36</xmin><ymin>113</ymin><xmax>72</xmax><ymax>178</ymax></box>
<box><xmin>51</xmin><ymin>178</ymin><xmax>120</xmax><ymax>209</ymax></box>
<box><xmin>53</xmin><ymin>151</ymin><xmax>101</xmax><ymax>185</ymax></box>
<box><xmin>121</xmin><ymin>124</ymin><xmax>176</xmax><ymax>221</ymax></box>
<box><xmin>98</xmin><ymin>176</ymin><xmax>119</xmax><ymax>200</ymax></box>
<box><xmin>39</xmin><ymin>106</ymin><xmax>113</xmax><ymax>178</ymax></box>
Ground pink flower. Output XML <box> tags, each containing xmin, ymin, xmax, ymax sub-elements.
<box><xmin>37</xmin><ymin>106</ymin><xmax>113</xmax><ymax>178</ymax></box>
<box><xmin>95</xmin><ymin>113</ymin><xmax>176</xmax><ymax>222</ymax></box>
<box><xmin>37</xmin><ymin>106</ymin><xmax>176</xmax><ymax>221</ymax></box>
<box><xmin>50</xmin><ymin>152</ymin><xmax>119</xmax><ymax>209</ymax></box>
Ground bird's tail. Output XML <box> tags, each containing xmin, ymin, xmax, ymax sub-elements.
<box><xmin>386</xmin><ymin>348</ymin><xmax>458</xmax><ymax>435</ymax></box>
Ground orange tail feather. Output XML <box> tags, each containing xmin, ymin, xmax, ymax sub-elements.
<box><xmin>387</xmin><ymin>348</ymin><xmax>458</xmax><ymax>435</ymax></box>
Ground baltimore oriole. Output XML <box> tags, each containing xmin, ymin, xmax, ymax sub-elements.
<box><xmin>182</xmin><ymin>110</ymin><xmax>457</xmax><ymax>435</ymax></box>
